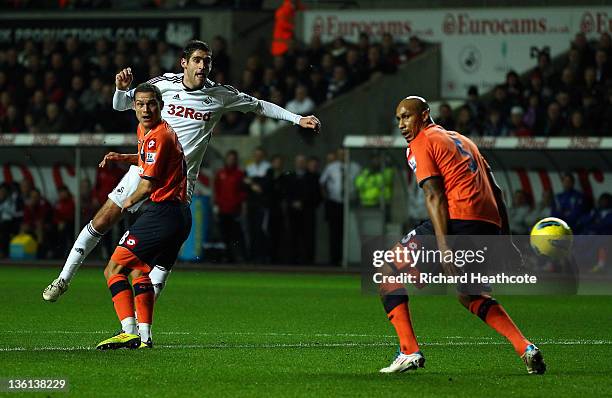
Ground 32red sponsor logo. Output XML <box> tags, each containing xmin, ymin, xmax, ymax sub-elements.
<box><xmin>167</xmin><ymin>104</ymin><xmax>212</xmax><ymax>121</ymax></box>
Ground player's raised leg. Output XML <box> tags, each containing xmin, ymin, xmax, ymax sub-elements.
<box><xmin>459</xmin><ymin>294</ymin><xmax>546</xmax><ymax>374</ymax></box>
<box><xmin>42</xmin><ymin>165</ymin><xmax>142</xmax><ymax>302</ymax></box>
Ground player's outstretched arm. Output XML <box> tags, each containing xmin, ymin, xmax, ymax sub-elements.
<box><xmin>113</xmin><ymin>67</ymin><xmax>135</xmax><ymax>111</ymax></box>
<box><xmin>258</xmin><ymin>100</ymin><xmax>321</xmax><ymax>133</ymax></box>
<box><xmin>98</xmin><ymin>152</ymin><xmax>138</xmax><ymax>168</ymax></box>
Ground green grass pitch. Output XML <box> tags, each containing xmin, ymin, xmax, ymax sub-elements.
<box><xmin>0</xmin><ymin>265</ymin><xmax>610</xmax><ymax>397</ymax></box>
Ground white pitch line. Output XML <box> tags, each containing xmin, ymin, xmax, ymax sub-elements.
<box><xmin>0</xmin><ymin>330</ymin><xmax>496</xmax><ymax>339</ymax></box>
<box><xmin>1</xmin><ymin>339</ymin><xmax>611</xmax><ymax>352</ymax></box>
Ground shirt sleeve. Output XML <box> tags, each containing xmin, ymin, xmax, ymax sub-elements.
<box><xmin>113</xmin><ymin>88</ymin><xmax>135</xmax><ymax>111</ymax></box>
<box><xmin>222</xmin><ymin>85</ymin><xmax>262</xmax><ymax>113</ymax></box>
<box><xmin>139</xmin><ymin>133</ymin><xmax>168</xmax><ymax>181</ymax></box>
<box><xmin>414</xmin><ymin>138</ymin><xmax>441</xmax><ymax>187</ymax></box>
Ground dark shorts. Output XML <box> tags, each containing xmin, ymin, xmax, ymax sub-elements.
<box><xmin>111</xmin><ymin>201</ymin><xmax>192</xmax><ymax>272</ymax></box>
<box><xmin>398</xmin><ymin>219</ymin><xmax>501</xmax><ymax>294</ymax></box>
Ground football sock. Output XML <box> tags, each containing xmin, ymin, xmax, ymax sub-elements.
<box><xmin>149</xmin><ymin>266</ymin><xmax>171</xmax><ymax>300</ymax></box>
<box><xmin>133</xmin><ymin>275</ymin><xmax>154</xmax><ymax>341</ymax></box>
<box><xmin>468</xmin><ymin>296</ymin><xmax>531</xmax><ymax>356</ymax></box>
<box><xmin>59</xmin><ymin>221</ymin><xmax>103</xmax><ymax>282</ymax></box>
<box><xmin>383</xmin><ymin>293</ymin><xmax>420</xmax><ymax>354</ymax></box>
<box><xmin>107</xmin><ymin>274</ymin><xmax>136</xmax><ymax>334</ymax></box>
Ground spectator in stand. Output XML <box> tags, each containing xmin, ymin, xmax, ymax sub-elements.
<box><xmin>214</xmin><ymin>150</ymin><xmax>247</xmax><ymax>263</ymax></box>
<box><xmin>542</xmin><ymin>102</ymin><xmax>565</xmax><ymax>136</ymax></box>
<box><xmin>327</xmin><ymin>65</ymin><xmax>351</xmax><ymax>100</ymax></box>
<box><xmin>600</xmin><ymin>88</ymin><xmax>612</xmax><ymax>135</ymax></box>
<box><xmin>28</xmin><ymin>89</ymin><xmax>46</xmax><ymax>123</ymax></box>
<box><xmin>534</xmin><ymin>51</ymin><xmax>555</xmax><ymax>85</ymax></box>
<box><xmin>594</xmin><ymin>49</ymin><xmax>611</xmax><ymax>84</ymax></box>
<box><xmin>0</xmin><ymin>183</ymin><xmax>17</xmax><ymax>258</ymax></box>
<box><xmin>285</xmin><ymin>154</ymin><xmax>321</xmax><ymax>264</ymax></box>
<box><xmin>345</xmin><ymin>48</ymin><xmax>368</xmax><ymax>85</ymax></box>
<box><xmin>23</xmin><ymin>187</ymin><xmax>53</xmax><ymax>259</ymax></box>
<box><xmin>53</xmin><ymin>185</ymin><xmax>75</xmax><ymax>258</ymax></box>
<box><xmin>245</xmin><ymin>147</ymin><xmax>272</xmax><ymax>263</ymax></box>
<box><xmin>508</xmin><ymin>189</ymin><xmax>533</xmax><ymax>235</ymax></box>
<box><xmin>308</xmin><ymin>68</ymin><xmax>328</xmax><ymax>105</ymax></box>
<box><xmin>40</xmin><ymin>102</ymin><xmax>67</xmax><ymax>133</ymax></box>
<box><xmin>503</xmin><ymin>70</ymin><xmax>523</xmax><ymax>106</ymax></box>
<box><xmin>563</xmin><ymin>109</ymin><xmax>589</xmax><ymax>136</ymax></box>
<box><xmin>577</xmin><ymin>193</ymin><xmax>612</xmax><ymax>235</ymax></box>
<box><xmin>464</xmin><ymin>85</ymin><xmax>486</xmax><ymax>124</ymax></box>
<box><xmin>266</xmin><ymin>154</ymin><xmax>288</xmax><ymax>264</ymax></box>
<box><xmin>1</xmin><ymin>105</ymin><xmax>24</xmax><ymax>133</ymax></box>
<box><xmin>64</xmin><ymin>96</ymin><xmax>88</xmax><ymax>133</ymax></box>
<box><xmin>43</xmin><ymin>70</ymin><xmax>65</xmax><ymax>104</ymax></box>
<box><xmin>294</xmin><ymin>55</ymin><xmax>311</xmax><ymax>84</ymax></box>
<box><xmin>286</xmin><ymin>84</ymin><xmax>315</xmax><ymax>116</ymax></box>
<box><xmin>367</xmin><ymin>45</ymin><xmax>396</xmax><ymax>78</ymax></box>
<box><xmin>555</xmin><ymin>90</ymin><xmax>572</xmax><ymax>121</ymax></box>
<box><xmin>437</xmin><ymin>102</ymin><xmax>455</xmax><ymax>131</ymax></box>
<box><xmin>523</xmin><ymin>93</ymin><xmax>545</xmax><ymax>132</ymax></box>
<box><xmin>524</xmin><ymin>71</ymin><xmax>553</xmax><ymax>104</ymax></box>
<box><xmin>581</xmin><ymin>66</ymin><xmax>604</xmax><ymax>103</ymax></box>
<box><xmin>356</xmin><ymin>32</ymin><xmax>370</xmax><ymax>61</ymax></box>
<box><xmin>405</xmin><ymin>35</ymin><xmax>425</xmax><ymax>61</ymax></box>
<box><xmin>320</xmin><ymin>148</ymin><xmax>360</xmax><ymax>266</ymax></box>
<box><xmin>552</xmin><ymin>173</ymin><xmax>585</xmax><ymax>230</ymax></box>
<box><xmin>565</xmin><ymin>47</ymin><xmax>585</xmax><ymax>78</ymax></box>
<box><xmin>599</xmin><ymin>32</ymin><xmax>612</xmax><ymax>56</ymax></box>
<box><xmin>381</xmin><ymin>33</ymin><xmax>400</xmax><ymax>67</ymax></box>
<box><xmin>555</xmin><ymin>67</ymin><xmax>576</xmax><ymax>96</ymax></box>
<box><xmin>508</xmin><ymin>106</ymin><xmax>533</xmax><ymax>136</ymax></box>
<box><xmin>573</xmin><ymin>32</ymin><xmax>594</xmax><ymax>67</ymax></box>
<box><xmin>483</xmin><ymin>108</ymin><xmax>509</xmax><ymax>137</ymax></box>
<box><xmin>307</xmin><ymin>35</ymin><xmax>326</xmax><ymax>66</ymax></box>
<box><xmin>489</xmin><ymin>85</ymin><xmax>512</xmax><ymax>122</ymax></box>
<box><xmin>455</xmin><ymin>105</ymin><xmax>480</xmax><ymax>136</ymax></box>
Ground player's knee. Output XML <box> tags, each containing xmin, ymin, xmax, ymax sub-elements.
<box><xmin>92</xmin><ymin>200</ymin><xmax>122</xmax><ymax>233</ymax></box>
<box><xmin>104</xmin><ymin>260</ymin><xmax>123</xmax><ymax>280</ymax></box>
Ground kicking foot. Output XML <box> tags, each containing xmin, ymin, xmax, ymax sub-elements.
<box><xmin>42</xmin><ymin>278</ymin><xmax>69</xmax><ymax>302</ymax></box>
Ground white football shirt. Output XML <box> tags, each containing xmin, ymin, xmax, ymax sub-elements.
<box><xmin>114</xmin><ymin>73</ymin><xmax>302</xmax><ymax>201</ymax></box>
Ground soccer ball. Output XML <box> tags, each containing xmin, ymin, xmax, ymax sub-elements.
<box><xmin>529</xmin><ymin>217</ymin><xmax>573</xmax><ymax>259</ymax></box>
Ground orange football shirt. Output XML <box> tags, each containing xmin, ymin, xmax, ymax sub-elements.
<box><xmin>137</xmin><ymin>120</ymin><xmax>187</xmax><ymax>203</ymax></box>
<box><xmin>406</xmin><ymin>124</ymin><xmax>501</xmax><ymax>227</ymax></box>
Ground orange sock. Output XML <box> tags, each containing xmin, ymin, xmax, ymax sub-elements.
<box><xmin>384</xmin><ymin>295</ymin><xmax>420</xmax><ymax>354</ymax></box>
<box><xmin>107</xmin><ymin>274</ymin><xmax>134</xmax><ymax>322</ymax></box>
<box><xmin>468</xmin><ymin>297</ymin><xmax>531</xmax><ymax>355</ymax></box>
<box><xmin>133</xmin><ymin>275</ymin><xmax>154</xmax><ymax>325</ymax></box>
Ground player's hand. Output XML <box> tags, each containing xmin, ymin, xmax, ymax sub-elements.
<box><xmin>122</xmin><ymin>198</ymin><xmax>135</xmax><ymax>213</ymax></box>
<box><xmin>99</xmin><ymin>152</ymin><xmax>123</xmax><ymax>168</ymax></box>
<box><xmin>299</xmin><ymin>115</ymin><xmax>321</xmax><ymax>133</ymax></box>
<box><xmin>115</xmin><ymin>67</ymin><xmax>133</xmax><ymax>91</ymax></box>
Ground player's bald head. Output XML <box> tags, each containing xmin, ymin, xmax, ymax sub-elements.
<box><xmin>397</xmin><ymin>96</ymin><xmax>430</xmax><ymax>114</ymax></box>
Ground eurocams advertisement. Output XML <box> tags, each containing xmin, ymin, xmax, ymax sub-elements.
<box><xmin>300</xmin><ymin>7</ymin><xmax>612</xmax><ymax>98</ymax></box>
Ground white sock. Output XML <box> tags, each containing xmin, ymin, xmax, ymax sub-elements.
<box><xmin>138</xmin><ymin>323</ymin><xmax>152</xmax><ymax>342</ymax></box>
<box><xmin>149</xmin><ymin>266</ymin><xmax>171</xmax><ymax>300</ymax></box>
<box><xmin>121</xmin><ymin>317</ymin><xmax>137</xmax><ymax>335</ymax></box>
<box><xmin>59</xmin><ymin>221</ymin><xmax>103</xmax><ymax>283</ymax></box>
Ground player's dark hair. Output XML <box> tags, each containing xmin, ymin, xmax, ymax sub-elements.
<box><xmin>134</xmin><ymin>83</ymin><xmax>163</xmax><ymax>105</ymax></box>
<box><xmin>182</xmin><ymin>40</ymin><xmax>211</xmax><ymax>61</ymax></box>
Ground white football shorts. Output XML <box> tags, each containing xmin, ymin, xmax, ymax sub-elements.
<box><xmin>107</xmin><ymin>165</ymin><xmax>147</xmax><ymax>213</ymax></box>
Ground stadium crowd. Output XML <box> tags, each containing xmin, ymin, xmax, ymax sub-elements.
<box><xmin>438</xmin><ymin>32</ymin><xmax>612</xmax><ymax>137</ymax></box>
<box><xmin>0</xmin><ymin>32</ymin><xmax>418</xmax><ymax>136</ymax></box>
